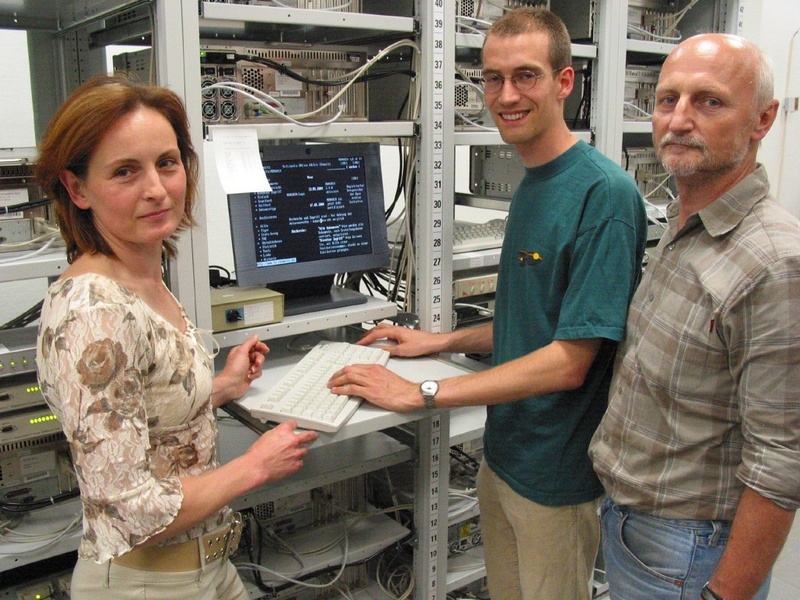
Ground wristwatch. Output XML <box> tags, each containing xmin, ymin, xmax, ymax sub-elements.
<box><xmin>420</xmin><ymin>380</ymin><xmax>439</xmax><ymax>410</ymax></box>
<box><xmin>700</xmin><ymin>583</ymin><xmax>727</xmax><ymax>600</ymax></box>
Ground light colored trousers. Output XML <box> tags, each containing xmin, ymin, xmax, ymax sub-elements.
<box><xmin>71</xmin><ymin>555</ymin><xmax>249</xmax><ymax>600</ymax></box>
<box><xmin>476</xmin><ymin>461</ymin><xmax>601</xmax><ymax>600</ymax></box>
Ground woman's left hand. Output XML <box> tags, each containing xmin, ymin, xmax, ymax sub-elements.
<box><xmin>212</xmin><ymin>334</ymin><xmax>269</xmax><ymax>407</ymax></box>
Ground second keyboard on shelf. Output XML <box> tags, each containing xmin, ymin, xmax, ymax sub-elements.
<box><xmin>246</xmin><ymin>341</ymin><xmax>391</xmax><ymax>433</ymax></box>
<box><xmin>453</xmin><ymin>218</ymin><xmax>506</xmax><ymax>253</ymax></box>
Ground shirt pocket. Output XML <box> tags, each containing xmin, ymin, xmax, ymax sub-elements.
<box><xmin>640</xmin><ymin>289</ymin><xmax>730</xmax><ymax>401</ymax></box>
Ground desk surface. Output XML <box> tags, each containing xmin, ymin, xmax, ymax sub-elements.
<box><xmin>227</xmin><ymin>343</ymin><xmax>478</xmax><ymax>445</ymax></box>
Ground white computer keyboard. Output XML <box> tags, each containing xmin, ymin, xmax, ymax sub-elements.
<box><xmin>247</xmin><ymin>341</ymin><xmax>391</xmax><ymax>433</ymax></box>
<box><xmin>453</xmin><ymin>219</ymin><xmax>506</xmax><ymax>253</ymax></box>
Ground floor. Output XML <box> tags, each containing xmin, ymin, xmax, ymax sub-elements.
<box><xmin>594</xmin><ymin>513</ymin><xmax>800</xmax><ymax>600</ymax></box>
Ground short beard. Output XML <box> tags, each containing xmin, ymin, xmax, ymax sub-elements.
<box><xmin>657</xmin><ymin>133</ymin><xmax>748</xmax><ymax>178</ymax></box>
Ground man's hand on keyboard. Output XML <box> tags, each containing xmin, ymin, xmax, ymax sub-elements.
<box><xmin>328</xmin><ymin>362</ymin><xmax>422</xmax><ymax>413</ymax></box>
<box><xmin>358</xmin><ymin>323</ymin><xmax>445</xmax><ymax>358</ymax></box>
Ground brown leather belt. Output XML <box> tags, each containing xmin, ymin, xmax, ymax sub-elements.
<box><xmin>112</xmin><ymin>513</ymin><xmax>243</xmax><ymax>572</ymax></box>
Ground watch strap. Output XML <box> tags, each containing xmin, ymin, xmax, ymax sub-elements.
<box><xmin>700</xmin><ymin>583</ymin><xmax>726</xmax><ymax>600</ymax></box>
<box><xmin>422</xmin><ymin>393</ymin><xmax>437</xmax><ymax>410</ymax></box>
<box><xmin>420</xmin><ymin>380</ymin><xmax>438</xmax><ymax>410</ymax></box>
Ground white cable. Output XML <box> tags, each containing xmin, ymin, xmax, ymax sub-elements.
<box><xmin>236</xmin><ymin>518</ymin><xmax>350</xmax><ymax>588</ymax></box>
<box><xmin>216</xmin><ymin>39</ymin><xmax>420</xmax><ymax>124</ymax></box>
<box><xmin>284</xmin><ymin>39</ymin><xmax>418</xmax><ymax>119</ymax></box>
<box><xmin>0</xmin><ymin>236</ymin><xmax>57</xmax><ymax>265</ymax></box>
<box><xmin>455</xmin><ymin>15</ymin><xmax>493</xmax><ymax>30</ymax></box>
<box><xmin>455</xmin><ymin>110</ymin><xmax>499</xmax><ymax>131</ymax></box>
<box><xmin>663</xmin><ymin>0</ymin><xmax>701</xmax><ymax>35</ymax></box>
<box><xmin>375</xmin><ymin>550</ymin><xmax>414</xmax><ymax>600</ymax></box>
<box><xmin>206</xmin><ymin>80</ymin><xmax>287</xmax><ymax>112</ymax></box>
<box><xmin>454</xmin><ymin>79</ymin><xmax>489</xmax><ymax>119</ymax></box>
<box><xmin>627</xmin><ymin>24</ymin><xmax>682</xmax><ymax>43</ymax></box>
<box><xmin>0</xmin><ymin>228</ymin><xmax>61</xmax><ymax>251</ymax></box>
<box><xmin>453</xmin><ymin>302</ymin><xmax>494</xmax><ymax>317</ymax></box>
<box><xmin>623</xmin><ymin>101</ymin><xmax>653</xmax><ymax>119</ymax></box>
<box><xmin>643</xmin><ymin>173</ymin><xmax>672</xmax><ymax>201</ymax></box>
<box><xmin>0</xmin><ymin>512</ymin><xmax>82</xmax><ymax>555</ymax></box>
<box><xmin>206</xmin><ymin>81</ymin><xmax>344</xmax><ymax>126</ymax></box>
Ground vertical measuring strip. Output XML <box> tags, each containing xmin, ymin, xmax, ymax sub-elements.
<box><xmin>414</xmin><ymin>1</ymin><xmax>452</xmax><ymax>597</ymax></box>
<box><xmin>415</xmin><ymin>0</ymin><xmax>453</xmax><ymax>335</ymax></box>
<box><xmin>427</xmin><ymin>0</ymin><xmax>446</xmax><ymax>596</ymax></box>
<box><xmin>426</xmin><ymin>414</ymin><xmax>443</xmax><ymax>597</ymax></box>
<box><xmin>428</xmin><ymin>0</ymin><xmax>446</xmax><ymax>335</ymax></box>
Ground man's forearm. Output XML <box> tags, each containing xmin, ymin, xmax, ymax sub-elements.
<box><xmin>440</xmin><ymin>322</ymin><xmax>494</xmax><ymax>354</ymax></box>
<box><xmin>707</xmin><ymin>486</ymin><xmax>796</xmax><ymax>600</ymax></box>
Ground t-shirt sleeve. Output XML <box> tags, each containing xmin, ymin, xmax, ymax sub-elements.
<box><xmin>557</xmin><ymin>181</ymin><xmax>645</xmax><ymax>342</ymax></box>
<box><xmin>38</xmin><ymin>303</ymin><xmax>183</xmax><ymax>561</ymax></box>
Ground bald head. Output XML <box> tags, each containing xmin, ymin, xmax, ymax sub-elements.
<box><xmin>665</xmin><ymin>33</ymin><xmax>774</xmax><ymax>116</ymax></box>
<box><xmin>652</xmin><ymin>33</ymin><xmax>779</xmax><ymax>197</ymax></box>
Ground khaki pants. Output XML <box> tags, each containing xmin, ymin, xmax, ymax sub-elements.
<box><xmin>476</xmin><ymin>461</ymin><xmax>600</xmax><ymax>600</ymax></box>
<box><xmin>71</xmin><ymin>555</ymin><xmax>249</xmax><ymax>600</ymax></box>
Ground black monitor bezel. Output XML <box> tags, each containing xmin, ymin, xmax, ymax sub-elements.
<box><xmin>227</xmin><ymin>141</ymin><xmax>390</xmax><ymax>289</ymax></box>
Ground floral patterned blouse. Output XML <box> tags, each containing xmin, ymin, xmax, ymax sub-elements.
<box><xmin>37</xmin><ymin>273</ymin><xmax>230</xmax><ymax>563</ymax></box>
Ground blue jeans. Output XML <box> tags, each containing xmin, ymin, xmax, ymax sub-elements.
<box><xmin>600</xmin><ymin>497</ymin><xmax>771</xmax><ymax>600</ymax></box>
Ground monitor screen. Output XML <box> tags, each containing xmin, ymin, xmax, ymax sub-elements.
<box><xmin>227</xmin><ymin>142</ymin><xmax>389</xmax><ymax>316</ymax></box>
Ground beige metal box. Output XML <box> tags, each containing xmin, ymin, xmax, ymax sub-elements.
<box><xmin>211</xmin><ymin>286</ymin><xmax>284</xmax><ymax>332</ymax></box>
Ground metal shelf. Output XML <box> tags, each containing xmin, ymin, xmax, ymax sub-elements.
<box><xmin>454</xmin><ymin>129</ymin><xmax>592</xmax><ymax>146</ymax></box>
<box><xmin>212</xmin><ymin>295</ymin><xmax>398</xmax><ymax>348</ymax></box>
<box><xmin>206</xmin><ymin>121</ymin><xmax>415</xmax><ymax>142</ymax></box>
<box><xmin>626</xmin><ymin>38</ymin><xmax>677</xmax><ymax>56</ymax></box>
<box><xmin>623</xmin><ymin>120</ymin><xmax>653</xmax><ymax>134</ymax></box>
<box><xmin>456</xmin><ymin>32</ymin><xmax>598</xmax><ymax>60</ymax></box>
<box><xmin>199</xmin><ymin>1</ymin><xmax>414</xmax><ymax>44</ymax></box>
<box><xmin>0</xmin><ymin>250</ymin><xmax>67</xmax><ymax>283</ymax></box>
<box><xmin>446</xmin><ymin>544</ymin><xmax>486</xmax><ymax>593</ymax></box>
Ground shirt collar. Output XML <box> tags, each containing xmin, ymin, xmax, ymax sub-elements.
<box><xmin>667</xmin><ymin>164</ymin><xmax>771</xmax><ymax>238</ymax></box>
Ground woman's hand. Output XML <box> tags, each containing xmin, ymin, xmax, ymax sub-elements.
<box><xmin>211</xmin><ymin>334</ymin><xmax>269</xmax><ymax>407</ymax></box>
<box><xmin>245</xmin><ymin>420</ymin><xmax>319</xmax><ymax>485</ymax></box>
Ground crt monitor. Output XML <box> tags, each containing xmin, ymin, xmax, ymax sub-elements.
<box><xmin>227</xmin><ymin>141</ymin><xmax>390</xmax><ymax>316</ymax></box>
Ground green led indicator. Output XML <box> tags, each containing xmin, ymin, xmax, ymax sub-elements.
<box><xmin>30</xmin><ymin>414</ymin><xmax>58</xmax><ymax>425</ymax></box>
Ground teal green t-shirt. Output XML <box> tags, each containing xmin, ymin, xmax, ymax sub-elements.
<box><xmin>484</xmin><ymin>140</ymin><xmax>647</xmax><ymax>506</ymax></box>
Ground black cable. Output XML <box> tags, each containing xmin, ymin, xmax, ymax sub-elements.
<box><xmin>236</xmin><ymin>53</ymin><xmax>415</xmax><ymax>87</ymax></box>
<box><xmin>0</xmin><ymin>300</ymin><xmax>43</xmax><ymax>330</ymax></box>
<box><xmin>450</xmin><ymin>445</ymin><xmax>480</xmax><ymax>470</ymax></box>
<box><xmin>0</xmin><ymin>198</ymin><xmax>52</xmax><ymax>215</ymax></box>
<box><xmin>0</xmin><ymin>489</ymin><xmax>80</xmax><ymax>513</ymax></box>
<box><xmin>209</xmin><ymin>265</ymin><xmax>234</xmax><ymax>287</ymax></box>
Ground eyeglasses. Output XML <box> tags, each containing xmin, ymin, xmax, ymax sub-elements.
<box><xmin>481</xmin><ymin>68</ymin><xmax>564</xmax><ymax>94</ymax></box>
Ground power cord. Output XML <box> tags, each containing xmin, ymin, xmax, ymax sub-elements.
<box><xmin>0</xmin><ymin>489</ymin><xmax>80</xmax><ymax>514</ymax></box>
<box><xmin>209</xmin><ymin>265</ymin><xmax>234</xmax><ymax>287</ymax></box>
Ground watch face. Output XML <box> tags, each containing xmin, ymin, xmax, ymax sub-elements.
<box><xmin>421</xmin><ymin>380</ymin><xmax>438</xmax><ymax>395</ymax></box>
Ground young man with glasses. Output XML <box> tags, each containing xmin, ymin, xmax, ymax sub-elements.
<box><xmin>328</xmin><ymin>8</ymin><xmax>646</xmax><ymax>599</ymax></box>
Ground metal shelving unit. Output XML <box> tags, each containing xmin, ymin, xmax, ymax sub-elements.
<box><xmin>0</xmin><ymin>1</ymin><xmax>742</xmax><ymax>597</ymax></box>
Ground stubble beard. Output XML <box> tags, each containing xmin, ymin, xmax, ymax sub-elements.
<box><xmin>657</xmin><ymin>133</ymin><xmax>749</xmax><ymax>179</ymax></box>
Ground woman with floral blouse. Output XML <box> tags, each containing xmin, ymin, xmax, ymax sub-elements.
<box><xmin>34</xmin><ymin>74</ymin><xmax>318</xmax><ymax>599</ymax></box>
